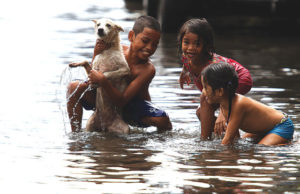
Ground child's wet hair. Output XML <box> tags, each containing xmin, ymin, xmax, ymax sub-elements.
<box><xmin>177</xmin><ymin>18</ymin><xmax>215</xmax><ymax>60</ymax></box>
<box><xmin>132</xmin><ymin>15</ymin><xmax>161</xmax><ymax>35</ymax></box>
<box><xmin>201</xmin><ymin>62</ymin><xmax>238</xmax><ymax>122</ymax></box>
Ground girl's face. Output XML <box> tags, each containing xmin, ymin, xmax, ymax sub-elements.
<box><xmin>181</xmin><ymin>32</ymin><xmax>203</xmax><ymax>62</ymax></box>
<box><xmin>201</xmin><ymin>76</ymin><xmax>219</xmax><ymax>104</ymax></box>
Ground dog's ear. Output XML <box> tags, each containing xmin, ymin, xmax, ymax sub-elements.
<box><xmin>115</xmin><ymin>24</ymin><xmax>124</xmax><ymax>32</ymax></box>
<box><xmin>92</xmin><ymin>19</ymin><xmax>97</xmax><ymax>24</ymax></box>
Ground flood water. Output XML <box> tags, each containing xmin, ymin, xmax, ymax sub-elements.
<box><xmin>0</xmin><ymin>0</ymin><xmax>300</xmax><ymax>193</ymax></box>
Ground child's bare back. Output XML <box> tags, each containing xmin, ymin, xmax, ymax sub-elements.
<box><xmin>228</xmin><ymin>94</ymin><xmax>284</xmax><ymax>134</ymax></box>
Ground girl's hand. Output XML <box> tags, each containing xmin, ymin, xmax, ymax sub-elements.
<box><xmin>88</xmin><ymin>69</ymin><xmax>106</xmax><ymax>86</ymax></box>
<box><xmin>179</xmin><ymin>71</ymin><xmax>191</xmax><ymax>89</ymax></box>
<box><xmin>214</xmin><ymin>113</ymin><xmax>227</xmax><ymax>138</ymax></box>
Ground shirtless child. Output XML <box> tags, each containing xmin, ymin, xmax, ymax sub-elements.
<box><xmin>67</xmin><ymin>16</ymin><xmax>172</xmax><ymax>132</ymax></box>
<box><xmin>201</xmin><ymin>62</ymin><xmax>294</xmax><ymax>145</ymax></box>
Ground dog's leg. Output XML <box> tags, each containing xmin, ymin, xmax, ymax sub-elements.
<box><xmin>86</xmin><ymin>112</ymin><xmax>97</xmax><ymax>131</ymax></box>
<box><xmin>108</xmin><ymin>115</ymin><xmax>130</xmax><ymax>134</ymax></box>
<box><xmin>69</xmin><ymin>61</ymin><xmax>92</xmax><ymax>74</ymax></box>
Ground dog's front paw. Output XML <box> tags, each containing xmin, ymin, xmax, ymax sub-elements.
<box><xmin>69</xmin><ymin>61</ymin><xmax>89</xmax><ymax>68</ymax></box>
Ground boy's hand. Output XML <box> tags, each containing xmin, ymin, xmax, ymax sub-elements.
<box><xmin>214</xmin><ymin>113</ymin><xmax>226</xmax><ymax>138</ymax></box>
<box><xmin>88</xmin><ymin>69</ymin><xmax>106</xmax><ymax>86</ymax></box>
<box><xmin>179</xmin><ymin>71</ymin><xmax>191</xmax><ymax>89</ymax></box>
<box><xmin>94</xmin><ymin>39</ymin><xmax>109</xmax><ymax>56</ymax></box>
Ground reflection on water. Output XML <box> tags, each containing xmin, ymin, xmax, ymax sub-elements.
<box><xmin>0</xmin><ymin>0</ymin><xmax>300</xmax><ymax>193</ymax></box>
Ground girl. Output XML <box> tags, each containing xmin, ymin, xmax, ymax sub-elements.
<box><xmin>178</xmin><ymin>18</ymin><xmax>253</xmax><ymax>139</ymax></box>
<box><xmin>201</xmin><ymin>62</ymin><xmax>294</xmax><ymax>145</ymax></box>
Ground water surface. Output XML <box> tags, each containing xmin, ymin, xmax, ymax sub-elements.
<box><xmin>0</xmin><ymin>0</ymin><xmax>299</xmax><ymax>193</ymax></box>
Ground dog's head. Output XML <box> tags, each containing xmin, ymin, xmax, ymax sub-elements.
<box><xmin>92</xmin><ymin>18</ymin><xmax>124</xmax><ymax>42</ymax></box>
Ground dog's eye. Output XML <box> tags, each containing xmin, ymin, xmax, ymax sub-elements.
<box><xmin>97</xmin><ymin>23</ymin><xmax>100</xmax><ymax>27</ymax></box>
<box><xmin>106</xmin><ymin>24</ymin><xmax>111</xmax><ymax>28</ymax></box>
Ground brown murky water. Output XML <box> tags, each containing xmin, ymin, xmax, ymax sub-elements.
<box><xmin>0</xmin><ymin>0</ymin><xmax>299</xmax><ymax>193</ymax></box>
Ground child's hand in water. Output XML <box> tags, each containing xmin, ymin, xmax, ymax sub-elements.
<box><xmin>179</xmin><ymin>71</ymin><xmax>191</xmax><ymax>89</ymax></box>
<box><xmin>214</xmin><ymin>113</ymin><xmax>227</xmax><ymax>138</ymax></box>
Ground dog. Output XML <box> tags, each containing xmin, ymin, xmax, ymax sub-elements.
<box><xmin>70</xmin><ymin>18</ymin><xmax>130</xmax><ymax>133</ymax></box>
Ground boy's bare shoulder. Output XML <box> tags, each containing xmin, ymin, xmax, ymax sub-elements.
<box><xmin>134</xmin><ymin>60</ymin><xmax>156</xmax><ymax>79</ymax></box>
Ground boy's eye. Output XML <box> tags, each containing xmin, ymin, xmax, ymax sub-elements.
<box><xmin>106</xmin><ymin>24</ymin><xmax>111</xmax><ymax>28</ymax></box>
<box><xmin>142</xmin><ymin>38</ymin><xmax>149</xmax><ymax>44</ymax></box>
<box><xmin>183</xmin><ymin>41</ymin><xmax>189</xmax><ymax>45</ymax></box>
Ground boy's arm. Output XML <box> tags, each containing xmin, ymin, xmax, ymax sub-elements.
<box><xmin>68</xmin><ymin>40</ymin><xmax>108</xmax><ymax>74</ymax></box>
<box><xmin>89</xmin><ymin>65</ymin><xmax>155</xmax><ymax>107</ymax></box>
<box><xmin>92</xmin><ymin>39</ymin><xmax>109</xmax><ymax>62</ymax></box>
<box><xmin>221</xmin><ymin>102</ymin><xmax>245</xmax><ymax>145</ymax></box>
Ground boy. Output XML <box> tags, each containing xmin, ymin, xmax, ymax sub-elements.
<box><xmin>67</xmin><ymin>16</ymin><xmax>172</xmax><ymax>132</ymax></box>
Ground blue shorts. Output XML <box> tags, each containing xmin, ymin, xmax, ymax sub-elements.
<box><xmin>122</xmin><ymin>98</ymin><xmax>168</xmax><ymax>128</ymax></box>
<box><xmin>267</xmin><ymin>117</ymin><xmax>294</xmax><ymax>140</ymax></box>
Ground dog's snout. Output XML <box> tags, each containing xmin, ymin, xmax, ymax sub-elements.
<box><xmin>98</xmin><ymin>28</ymin><xmax>104</xmax><ymax>36</ymax></box>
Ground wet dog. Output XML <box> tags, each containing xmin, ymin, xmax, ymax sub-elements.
<box><xmin>70</xmin><ymin>18</ymin><xmax>130</xmax><ymax>133</ymax></box>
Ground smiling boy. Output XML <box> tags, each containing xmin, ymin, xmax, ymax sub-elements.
<box><xmin>67</xmin><ymin>16</ymin><xmax>172</xmax><ymax>132</ymax></box>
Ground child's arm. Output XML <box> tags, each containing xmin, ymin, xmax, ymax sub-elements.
<box><xmin>68</xmin><ymin>40</ymin><xmax>108</xmax><ymax>74</ymax></box>
<box><xmin>214</xmin><ymin>111</ymin><xmax>226</xmax><ymax>137</ymax></box>
<box><xmin>88</xmin><ymin>65</ymin><xmax>154</xmax><ymax>107</ymax></box>
<box><xmin>179</xmin><ymin>65</ymin><xmax>191</xmax><ymax>89</ymax></box>
<box><xmin>92</xmin><ymin>39</ymin><xmax>109</xmax><ymax>62</ymax></box>
<box><xmin>221</xmin><ymin>103</ymin><xmax>245</xmax><ymax>145</ymax></box>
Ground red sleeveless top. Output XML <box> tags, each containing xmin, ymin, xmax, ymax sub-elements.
<box><xmin>182</xmin><ymin>54</ymin><xmax>253</xmax><ymax>94</ymax></box>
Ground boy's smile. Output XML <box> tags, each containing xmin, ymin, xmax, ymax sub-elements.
<box><xmin>130</xmin><ymin>27</ymin><xmax>160</xmax><ymax>61</ymax></box>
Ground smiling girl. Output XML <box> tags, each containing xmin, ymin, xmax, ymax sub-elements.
<box><xmin>177</xmin><ymin>18</ymin><xmax>253</xmax><ymax>139</ymax></box>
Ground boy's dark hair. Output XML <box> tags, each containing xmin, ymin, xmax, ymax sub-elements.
<box><xmin>132</xmin><ymin>15</ymin><xmax>161</xmax><ymax>35</ymax></box>
<box><xmin>177</xmin><ymin>18</ymin><xmax>215</xmax><ymax>60</ymax></box>
<box><xmin>201</xmin><ymin>62</ymin><xmax>238</xmax><ymax>122</ymax></box>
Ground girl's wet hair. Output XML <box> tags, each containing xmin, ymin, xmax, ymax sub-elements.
<box><xmin>201</xmin><ymin>62</ymin><xmax>239</xmax><ymax>122</ymax></box>
<box><xmin>132</xmin><ymin>15</ymin><xmax>161</xmax><ymax>35</ymax></box>
<box><xmin>177</xmin><ymin>18</ymin><xmax>215</xmax><ymax>60</ymax></box>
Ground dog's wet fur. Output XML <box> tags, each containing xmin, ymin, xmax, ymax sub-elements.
<box><xmin>73</xmin><ymin>18</ymin><xmax>131</xmax><ymax>133</ymax></box>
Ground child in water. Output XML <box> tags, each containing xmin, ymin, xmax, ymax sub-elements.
<box><xmin>178</xmin><ymin>18</ymin><xmax>253</xmax><ymax>139</ymax></box>
<box><xmin>67</xmin><ymin>16</ymin><xmax>172</xmax><ymax>132</ymax></box>
<box><xmin>201</xmin><ymin>62</ymin><xmax>294</xmax><ymax>145</ymax></box>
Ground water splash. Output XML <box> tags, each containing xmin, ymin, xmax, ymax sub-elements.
<box><xmin>56</xmin><ymin>66</ymin><xmax>90</xmax><ymax>133</ymax></box>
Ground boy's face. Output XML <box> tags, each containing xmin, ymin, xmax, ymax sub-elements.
<box><xmin>181</xmin><ymin>32</ymin><xmax>203</xmax><ymax>61</ymax></box>
<box><xmin>129</xmin><ymin>27</ymin><xmax>160</xmax><ymax>61</ymax></box>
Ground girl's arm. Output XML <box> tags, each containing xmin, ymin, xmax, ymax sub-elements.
<box><xmin>214</xmin><ymin>111</ymin><xmax>226</xmax><ymax>137</ymax></box>
<box><xmin>221</xmin><ymin>102</ymin><xmax>245</xmax><ymax>145</ymax></box>
<box><xmin>179</xmin><ymin>65</ymin><xmax>191</xmax><ymax>89</ymax></box>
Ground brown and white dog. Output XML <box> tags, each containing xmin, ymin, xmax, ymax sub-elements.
<box><xmin>70</xmin><ymin>18</ymin><xmax>130</xmax><ymax>133</ymax></box>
